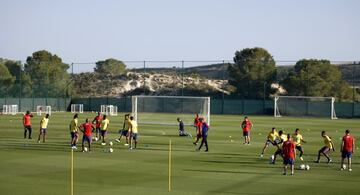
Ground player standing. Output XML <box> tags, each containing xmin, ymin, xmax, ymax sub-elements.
<box><xmin>316</xmin><ymin>131</ymin><xmax>335</xmax><ymax>163</ymax></box>
<box><xmin>271</xmin><ymin>130</ymin><xmax>287</xmax><ymax>164</ymax></box>
<box><xmin>193</xmin><ymin>118</ymin><xmax>202</xmax><ymax>145</ymax></box>
<box><xmin>292</xmin><ymin>128</ymin><xmax>306</xmax><ymax>161</ymax></box>
<box><xmin>69</xmin><ymin>114</ymin><xmax>79</xmax><ymax>149</ymax></box>
<box><xmin>100</xmin><ymin>115</ymin><xmax>109</xmax><ymax>145</ymax></box>
<box><xmin>282</xmin><ymin>134</ymin><xmax>296</xmax><ymax>175</ymax></box>
<box><xmin>340</xmin><ymin>129</ymin><xmax>355</xmax><ymax>171</ymax></box>
<box><xmin>128</xmin><ymin>116</ymin><xmax>138</xmax><ymax>149</ymax></box>
<box><xmin>37</xmin><ymin>114</ymin><xmax>49</xmax><ymax>143</ymax></box>
<box><xmin>115</xmin><ymin>114</ymin><xmax>130</xmax><ymax>145</ymax></box>
<box><xmin>260</xmin><ymin>127</ymin><xmax>279</xmax><ymax>157</ymax></box>
<box><xmin>241</xmin><ymin>116</ymin><xmax>253</xmax><ymax>145</ymax></box>
<box><xmin>92</xmin><ymin>112</ymin><xmax>102</xmax><ymax>141</ymax></box>
<box><xmin>80</xmin><ymin>118</ymin><xmax>95</xmax><ymax>152</ymax></box>
<box><xmin>197</xmin><ymin>118</ymin><xmax>209</xmax><ymax>152</ymax></box>
<box><xmin>23</xmin><ymin>111</ymin><xmax>33</xmax><ymax>139</ymax></box>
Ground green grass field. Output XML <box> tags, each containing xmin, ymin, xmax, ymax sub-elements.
<box><xmin>0</xmin><ymin>113</ymin><xmax>359</xmax><ymax>195</ymax></box>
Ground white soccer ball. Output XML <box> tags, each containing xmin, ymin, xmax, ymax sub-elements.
<box><xmin>109</xmin><ymin>148</ymin><xmax>113</xmax><ymax>153</ymax></box>
<box><xmin>109</xmin><ymin>141</ymin><xmax>113</xmax><ymax>146</ymax></box>
<box><xmin>305</xmin><ymin>165</ymin><xmax>310</xmax><ymax>170</ymax></box>
<box><xmin>84</xmin><ymin>147</ymin><xmax>88</xmax><ymax>152</ymax></box>
<box><xmin>299</xmin><ymin>164</ymin><xmax>306</xmax><ymax>170</ymax></box>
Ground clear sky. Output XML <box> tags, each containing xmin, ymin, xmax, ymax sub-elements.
<box><xmin>1</xmin><ymin>0</ymin><xmax>359</xmax><ymax>64</ymax></box>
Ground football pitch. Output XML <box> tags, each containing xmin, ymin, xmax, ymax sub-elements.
<box><xmin>0</xmin><ymin>113</ymin><xmax>359</xmax><ymax>195</ymax></box>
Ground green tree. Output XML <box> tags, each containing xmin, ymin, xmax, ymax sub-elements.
<box><xmin>228</xmin><ymin>47</ymin><xmax>276</xmax><ymax>98</ymax></box>
<box><xmin>24</xmin><ymin>50</ymin><xmax>70</xmax><ymax>97</ymax></box>
<box><xmin>0</xmin><ymin>61</ymin><xmax>15</xmax><ymax>97</ymax></box>
<box><xmin>282</xmin><ymin>59</ymin><xmax>352</xmax><ymax>101</ymax></box>
<box><xmin>94</xmin><ymin>58</ymin><xmax>126</xmax><ymax>75</ymax></box>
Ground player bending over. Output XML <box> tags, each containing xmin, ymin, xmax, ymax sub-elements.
<box><xmin>37</xmin><ymin>114</ymin><xmax>50</xmax><ymax>143</ymax></box>
<box><xmin>271</xmin><ymin>130</ymin><xmax>287</xmax><ymax>164</ymax></box>
<box><xmin>23</xmin><ymin>111</ymin><xmax>34</xmax><ymax>139</ymax></box>
<box><xmin>316</xmin><ymin>131</ymin><xmax>335</xmax><ymax>163</ymax></box>
<box><xmin>260</xmin><ymin>127</ymin><xmax>279</xmax><ymax>157</ymax></box>
<box><xmin>80</xmin><ymin>118</ymin><xmax>95</xmax><ymax>152</ymax></box>
<box><xmin>128</xmin><ymin>116</ymin><xmax>138</xmax><ymax>149</ymax></box>
<box><xmin>69</xmin><ymin>114</ymin><xmax>80</xmax><ymax>149</ymax></box>
<box><xmin>92</xmin><ymin>112</ymin><xmax>102</xmax><ymax>141</ymax></box>
<box><xmin>241</xmin><ymin>116</ymin><xmax>253</xmax><ymax>145</ymax></box>
<box><xmin>282</xmin><ymin>134</ymin><xmax>296</xmax><ymax>175</ymax></box>
<box><xmin>197</xmin><ymin>118</ymin><xmax>209</xmax><ymax>152</ymax></box>
<box><xmin>341</xmin><ymin>129</ymin><xmax>355</xmax><ymax>171</ymax></box>
<box><xmin>115</xmin><ymin>114</ymin><xmax>130</xmax><ymax>145</ymax></box>
<box><xmin>177</xmin><ymin>118</ymin><xmax>191</xmax><ymax>137</ymax></box>
<box><xmin>292</xmin><ymin>128</ymin><xmax>306</xmax><ymax>161</ymax></box>
<box><xmin>100</xmin><ymin>115</ymin><xmax>110</xmax><ymax>145</ymax></box>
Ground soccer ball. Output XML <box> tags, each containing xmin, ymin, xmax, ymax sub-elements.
<box><xmin>109</xmin><ymin>148</ymin><xmax>113</xmax><ymax>153</ymax></box>
<box><xmin>84</xmin><ymin>147</ymin><xmax>88</xmax><ymax>152</ymax></box>
<box><xmin>305</xmin><ymin>165</ymin><xmax>310</xmax><ymax>170</ymax></box>
<box><xmin>299</xmin><ymin>164</ymin><xmax>306</xmax><ymax>170</ymax></box>
<box><xmin>109</xmin><ymin>141</ymin><xmax>113</xmax><ymax>146</ymax></box>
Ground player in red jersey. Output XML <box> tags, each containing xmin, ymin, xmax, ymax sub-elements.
<box><xmin>282</xmin><ymin>134</ymin><xmax>296</xmax><ymax>175</ymax></box>
<box><xmin>241</xmin><ymin>116</ymin><xmax>253</xmax><ymax>145</ymax></box>
<box><xmin>92</xmin><ymin>112</ymin><xmax>102</xmax><ymax>141</ymax></box>
<box><xmin>80</xmin><ymin>118</ymin><xmax>95</xmax><ymax>152</ymax></box>
<box><xmin>193</xmin><ymin>118</ymin><xmax>202</xmax><ymax>145</ymax></box>
<box><xmin>341</xmin><ymin>129</ymin><xmax>355</xmax><ymax>171</ymax></box>
<box><xmin>23</xmin><ymin>111</ymin><xmax>34</xmax><ymax>139</ymax></box>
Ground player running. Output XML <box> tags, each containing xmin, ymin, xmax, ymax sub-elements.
<box><xmin>271</xmin><ymin>130</ymin><xmax>287</xmax><ymax>164</ymax></box>
<box><xmin>37</xmin><ymin>114</ymin><xmax>49</xmax><ymax>143</ymax></box>
<box><xmin>128</xmin><ymin>116</ymin><xmax>138</xmax><ymax>149</ymax></box>
<box><xmin>316</xmin><ymin>131</ymin><xmax>335</xmax><ymax>163</ymax></box>
<box><xmin>197</xmin><ymin>118</ymin><xmax>209</xmax><ymax>152</ymax></box>
<box><xmin>115</xmin><ymin>114</ymin><xmax>130</xmax><ymax>145</ymax></box>
<box><xmin>282</xmin><ymin>134</ymin><xmax>296</xmax><ymax>175</ymax></box>
<box><xmin>340</xmin><ymin>129</ymin><xmax>355</xmax><ymax>171</ymax></box>
<box><xmin>241</xmin><ymin>116</ymin><xmax>253</xmax><ymax>145</ymax></box>
<box><xmin>23</xmin><ymin>111</ymin><xmax>34</xmax><ymax>139</ymax></box>
<box><xmin>260</xmin><ymin>127</ymin><xmax>279</xmax><ymax>157</ymax></box>
<box><xmin>92</xmin><ymin>112</ymin><xmax>102</xmax><ymax>141</ymax></box>
<box><xmin>80</xmin><ymin>118</ymin><xmax>95</xmax><ymax>152</ymax></box>
<box><xmin>69</xmin><ymin>114</ymin><xmax>80</xmax><ymax>149</ymax></box>
<box><xmin>100</xmin><ymin>115</ymin><xmax>109</xmax><ymax>145</ymax></box>
<box><xmin>292</xmin><ymin>128</ymin><xmax>306</xmax><ymax>161</ymax></box>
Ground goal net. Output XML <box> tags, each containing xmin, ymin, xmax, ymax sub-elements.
<box><xmin>36</xmin><ymin>106</ymin><xmax>52</xmax><ymax>116</ymax></box>
<box><xmin>132</xmin><ymin>96</ymin><xmax>210</xmax><ymax>125</ymax></box>
<box><xmin>71</xmin><ymin>104</ymin><xmax>84</xmax><ymax>113</ymax></box>
<box><xmin>274</xmin><ymin>96</ymin><xmax>337</xmax><ymax>119</ymax></box>
<box><xmin>100</xmin><ymin>105</ymin><xmax>118</xmax><ymax>116</ymax></box>
<box><xmin>2</xmin><ymin>105</ymin><xmax>18</xmax><ymax>115</ymax></box>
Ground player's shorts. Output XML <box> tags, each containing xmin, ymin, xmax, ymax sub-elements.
<box><xmin>100</xmin><ymin>130</ymin><xmax>107</xmax><ymax>137</ymax></box>
<box><xmin>202</xmin><ymin>130</ymin><xmax>208</xmax><ymax>138</ymax></box>
<box><xmin>132</xmin><ymin>133</ymin><xmax>138</xmax><ymax>140</ymax></box>
<box><xmin>24</xmin><ymin>125</ymin><xmax>32</xmax><ymax>131</ymax></box>
<box><xmin>70</xmin><ymin>132</ymin><xmax>78</xmax><ymax>139</ymax></box>
<box><xmin>342</xmin><ymin>151</ymin><xmax>352</xmax><ymax>158</ymax></box>
<box><xmin>295</xmin><ymin>145</ymin><xmax>304</xmax><ymax>152</ymax></box>
<box><xmin>82</xmin><ymin>135</ymin><xmax>92</xmax><ymax>143</ymax></box>
<box><xmin>283</xmin><ymin>157</ymin><xmax>295</xmax><ymax>165</ymax></box>
<box><xmin>40</xmin><ymin>128</ymin><xmax>47</xmax><ymax>133</ymax></box>
<box><xmin>96</xmin><ymin>127</ymin><xmax>101</xmax><ymax>133</ymax></box>
<box><xmin>319</xmin><ymin>146</ymin><xmax>331</xmax><ymax>154</ymax></box>
<box><xmin>266</xmin><ymin>140</ymin><xmax>276</xmax><ymax>146</ymax></box>
<box><xmin>119</xmin><ymin>129</ymin><xmax>129</xmax><ymax>136</ymax></box>
<box><xmin>243</xmin><ymin>131</ymin><xmax>250</xmax><ymax>136</ymax></box>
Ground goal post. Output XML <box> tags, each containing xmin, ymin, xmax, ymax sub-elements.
<box><xmin>2</xmin><ymin>105</ymin><xmax>18</xmax><ymax>115</ymax></box>
<box><xmin>36</xmin><ymin>105</ymin><xmax>52</xmax><ymax>116</ymax></box>
<box><xmin>100</xmin><ymin>105</ymin><xmax>118</xmax><ymax>116</ymax></box>
<box><xmin>274</xmin><ymin>96</ymin><xmax>337</xmax><ymax>119</ymax></box>
<box><xmin>132</xmin><ymin>96</ymin><xmax>211</xmax><ymax>125</ymax></box>
<box><xmin>71</xmin><ymin>104</ymin><xmax>84</xmax><ymax>113</ymax></box>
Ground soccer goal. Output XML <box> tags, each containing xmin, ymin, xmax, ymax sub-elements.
<box><xmin>100</xmin><ymin>105</ymin><xmax>118</xmax><ymax>116</ymax></box>
<box><xmin>274</xmin><ymin>96</ymin><xmax>337</xmax><ymax>119</ymax></box>
<box><xmin>132</xmin><ymin>96</ymin><xmax>211</xmax><ymax>125</ymax></box>
<box><xmin>2</xmin><ymin>105</ymin><xmax>18</xmax><ymax>115</ymax></box>
<box><xmin>36</xmin><ymin>105</ymin><xmax>52</xmax><ymax>116</ymax></box>
<box><xmin>71</xmin><ymin>104</ymin><xmax>84</xmax><ymax>113</ymax></box>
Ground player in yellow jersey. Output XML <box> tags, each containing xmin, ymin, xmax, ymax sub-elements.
<box><xmin>271</xmin><ymin>130</ymin><xmax>287</xmax><ymax>164</ymax></box>
<box><xmin>260</xmin><ymin>127</ymin><xmax>279</xmax><ymax>158</ymax></box>
<box><xmin>100</xmin><ymin>115</ymin><xmax>110</xmax><ymax>145</ymax></box>
<box><xmin>316</xmin><ymin>131</ymin><xmax>335</xmax><ymax>163</ymax></box>
<box><xmin>292</xmin><ymin>128</ymin><xmax>306</xmax><ymax>161</ymax></box>
<box><xmin>69</xmin><ymin>114</ymin><xmax>80</xmax><ymax>149</ymax></box>
<box><xmin>128</xmin><ymin>116</ymin><xmax>138</xmax><ymax>150</ymax></box>
<box><xmin>115</xmin><ymin>114</ymin><xmax>130</xmax><ymax>145</ymax></box>
<box><xmin>37</xmin><ymin>114</ymin><xmax>50</xmax><ymax>143</ymax></box>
